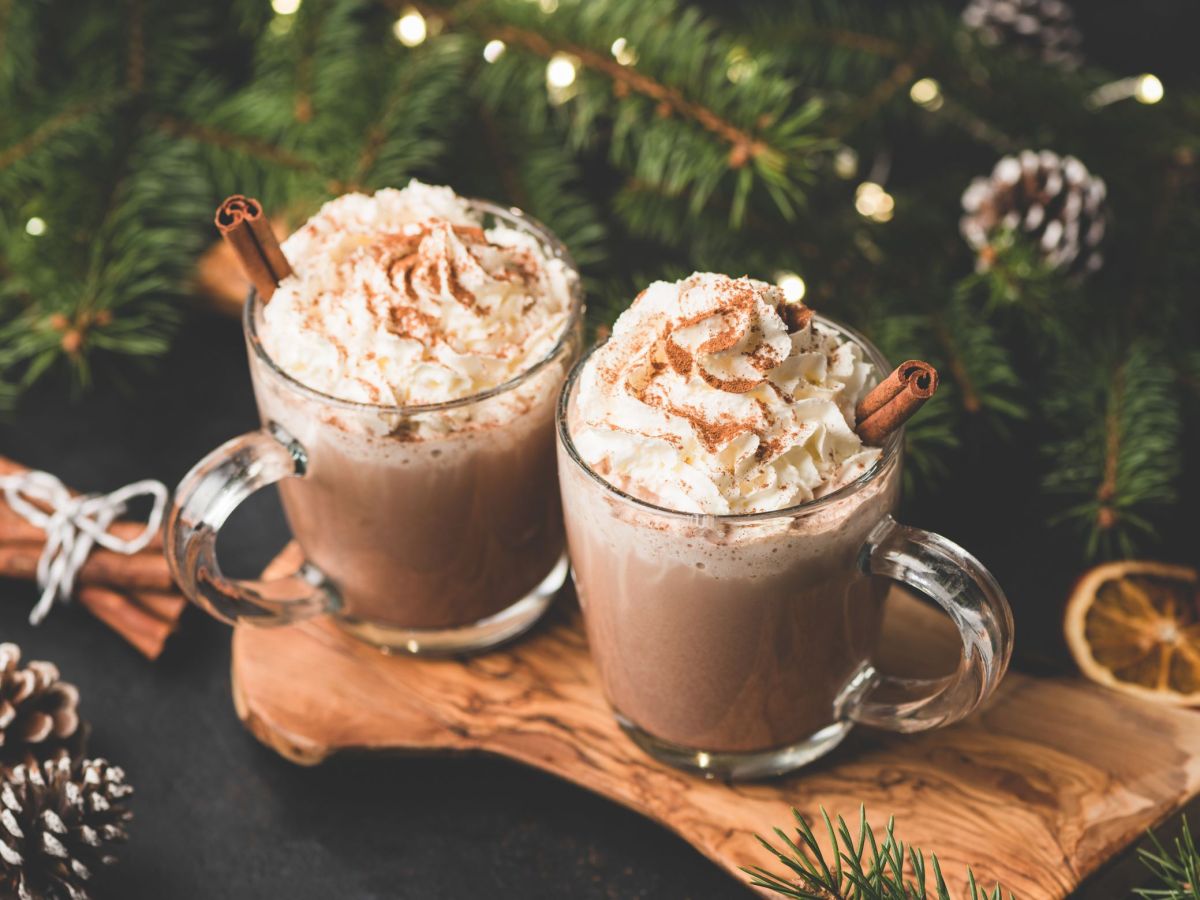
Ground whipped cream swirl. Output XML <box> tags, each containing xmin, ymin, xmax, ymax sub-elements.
<box><xmin>260</xmin><ymin>181</ymin><xmax>574</xmax><ymax>406</ymax></box>
<box><xmin>572</xmin><ymin>273</ymin><xmax>880</xmax><ymax>515</ymax></box>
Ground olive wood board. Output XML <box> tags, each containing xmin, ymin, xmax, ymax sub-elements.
<box><xmin>231</xmin><ymin>543</ymin><xmax>1200</xmax><ymax>898</ymax></box>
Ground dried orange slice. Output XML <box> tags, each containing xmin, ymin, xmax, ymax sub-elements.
<box><xmin>1065</xmin><ymin>561</ymin><xmax>1200</xmax><ymax>704</ymax></box>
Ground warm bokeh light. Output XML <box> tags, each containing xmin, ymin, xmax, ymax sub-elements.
<box><xmin>546</xmin><ymin>53</ymin><xmax>577</xmax><ymax>89</ymax></box>
<box><xmin>1135</xmin><ymin>74</ymin><xmax>1164</xmax><ymax>104</ymax></box>
<box><xmin>393</xmin><ymin>9</ymin><xmax>427</xmax><ymax>47</ymax></box>
<box><xmin>834</xmin><ymin>147</ymin><xmax>858</xmax><ymax>179</ymax></box>
<box><xmin>775</xmin><ymin>272</ymin><xmax>807</xmax><ymax>303</ymax></box>
<box><xmin>25</xmin><ymin>217</ymin><xmax>46</xmax><ymax>237</ymax></box>
<box><xmin>910</xmin><ymin>77</ymin><xmax>944</xmax><ymax>110</ymax></box>
<box><xmin>611</xmin><ymin>37</ymin><xmax>637</xmax><ymax>66</ymax></box>
<box><xmin>271</xmin><ymin>0</ymin><xmax>301</xmax><ymax>15</ymax></box>
<box><xmin>855</xmin><ymin>182</ymin><xmax>895</xmax><ymax>222</ymax></box>
<box><xmin>483</xmin><ymin>39</ymin><xmax>506</xmax><ymax>63</ymax></box>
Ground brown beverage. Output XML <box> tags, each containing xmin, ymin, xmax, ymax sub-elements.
<box><xmin>558</xmin><ymin>436</ymin><xmax>899</xmax><ymax>754</ymax></box>
<box><xmin>557</xmin><ymin>274</ymin><xmax>1012</xmax><ymax>777</ymax></box>
<box><xmin>167</xmin><ymin>183</ymin><xmax>583</xmax><ymax>654</ymax></box>
<box><xmin>251</xmin><ymin>339</ymin><xmax>570</xmax><ymax>635</ymax></box>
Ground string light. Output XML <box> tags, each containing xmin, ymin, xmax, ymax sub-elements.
<box><xmin>775</xmin><ymin>272</ymin><xmax>806</xmax><ymax>303</ymax></box>
<box><xmin>271</xmin><ymin>0</ymin><xmax>301</xmax><ymax>14</ymax></box>
<box><xmin>855</xmin><ymin>182</ymin><xmax>894</xmax><ymax>223</ymax></box>
<box><xmin>546</xmin><ymin>53</ymin><xmax>579</xmax><ymax>105</ymax></box>
<box><xmin>834</xmin><ymin>147</ymin><xmax>858</xmax><ymax>180</ymax></box>
<box><xmin>393</xmin><ymin>8</ymin><xmax>427</xmax><ymax>46</ymax></box>
<box><xmin>482</xmin><ymin>39</ymin><xmax>506</xmax><ymax>63</ymax></box>
<box><xmin>25</xmin><ymin>217</ymin><xmax>46</xmax><ymax>237</ymax></box>
<box><xmin>1135</xmin><ymin>73</ymin><xmax>1164</xmax><ymax>104</ymax></box>
<box><xmin>909</xmin><ymin>77</ymin><xmax>944</xmax><ymax>111</ymax></box>
<box><xmin>611</xmin><ymin>37</ymin><xmax>637</xmax><ymax>66</ymax></box>
<box><xmin>546</xmin><ymin>53</ymin><xmax>577</xmax><ymax>88</ymax></box>
<box><xmin>1086</xmin><ymin>73</ymin><xmax>1165</xmax><ymax>109</ymax></box>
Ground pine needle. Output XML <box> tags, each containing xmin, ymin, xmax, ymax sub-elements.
<box><xmin>743</xmin><ymin>805</ymin><xmax>1008</xmax><ymax>899</ymax></box>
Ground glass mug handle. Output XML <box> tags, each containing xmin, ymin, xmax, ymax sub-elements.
<box><xmin>164</xmin><ymin>424</ymin><xmax>337</xmax><ymax>625</ymax></box>
<box><xmin>846</xmin><ymin>515</ymin><xmax>1014</xmax><ymax>732</ymax></box>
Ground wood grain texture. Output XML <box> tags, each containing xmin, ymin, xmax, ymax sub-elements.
<box><xmin>232</xmin><ymin>544</ymin><xmax>1200</xmax><ymax>898</ymax></box>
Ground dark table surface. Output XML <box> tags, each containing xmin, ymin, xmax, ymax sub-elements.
<box><xmin>0</xmin><ymin>309</ymin><xmax>1189</xmax><ymax>899</ymax></box>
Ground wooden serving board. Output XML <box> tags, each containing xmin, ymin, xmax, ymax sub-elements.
<box><xmin>232</xmin><ymin>544</ymin><xmax>1200</xmax><ymax>898</ymax></box>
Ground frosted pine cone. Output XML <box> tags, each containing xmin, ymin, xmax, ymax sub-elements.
<box><xmin>0</xmin><ymin>753</ymin><xmax>133</xmax><ymax>900</ymax></box>
<box><xmin>962</xmin><ymin>0</ymin><xmax>1084</xmax><ymax>70</ymax></box>
<box><xmin>960</xmin><ymin>149</ymin><xmax>1107</xmax><ymax>275</ymax></box>
<box><xmin>0</xmin><ymin>644</ymin><xmax>80</xmax><ymax>762</ymax></box>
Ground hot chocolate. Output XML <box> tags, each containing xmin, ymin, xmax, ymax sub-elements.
<box><xmin>249</xmin><ymin>183</ymin><xmax>580</xmax><ymax>644</ymax></box>
<box><xmin>558</xmin><ymin>273</ymin><xmax>1012</xmax><ymax>778</ymax></box>
<box><xmin>560</xmin><ymin>273</ymin><xmax>888</xmax><ymax>760</ymax></box>
<box><xmin>168</xmin><ymin>182</ymin><xmax>583</xmax><ymax>654</ymax></box>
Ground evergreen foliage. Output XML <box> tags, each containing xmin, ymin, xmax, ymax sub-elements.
<box><xmin>1</xmin><ymin>0</ymin><xmax>1196</xmax><ymax>561</ymax></box>
<box><xmin>746</xmin><ymin>806</ymin><xmax>1008</xmax><ymax>899</ymax></box>
<box><xmin>750</xmin><ymin>808</ymin><xmax>1200</xmax><ymax>899</ymax></box>
<box><xmin>1138</xmin><ymin>816</ymin><xmax>1200</xmax><ymax>900</ymax></box>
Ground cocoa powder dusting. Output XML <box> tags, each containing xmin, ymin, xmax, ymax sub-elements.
<box><xmin>664</xmin><ymin>337</ymin><xmax>693</xmax><ymax>377</ymax></box>
<box><xmin>696</xmin><ymin>367</ymin><xmax>763</xmax><ymax>394</ymax></box>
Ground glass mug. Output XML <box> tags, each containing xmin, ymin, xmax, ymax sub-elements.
<box><xmin>165</xmin><ymin>201</ymin><xmax>584</xmax><ymax>654</ymax></box>
<box><xmin>556</xmin><ymin>317</ymin><xmax>1013</xmax><ymax>779</ymax></box>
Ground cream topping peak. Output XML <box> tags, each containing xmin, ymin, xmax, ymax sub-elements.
<box><xmin>571</xmin><ymin>273</ymin><xmax>880</xmax><ymax>514</ymax></box>
<box><xmin>259</xmin><ymin>181</ymin><xmax>574</xmax><ymax>407</ymax></box>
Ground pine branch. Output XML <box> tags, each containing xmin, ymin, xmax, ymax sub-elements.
<box><xmin>346</xmin><ymin>38</ymin><xmax>470</xmax><ymax>191</ymax></box>
<box><xmin>1044</xmin><ymin>338</ymin><xmax>1183</xmax><ymax>559</ymax></box>
<box><xmin>932</xmin><ymin>295</ymin><xmax>1026</xmax><ymax>429</ymax></box>
<box><xmin>1138</xmin><ymin>816</ymin><xmax>1200</xmax><ymax>900</ymax></box>
<box><xmin>744</xmin><ymin>806</ymin><xmax>1008</xmax><ymax>900</ymax></box>
<box><xmin>0</xmin><ymin>0</ymin><xmax>34</xmax><ymax>100</ymax></box>
<box><xmin>153</xmin><ymin>113</ymin><xmax>323</xmax><ymax>176</ymax></box>
<box><xmin>416</xmin><ymin>1</ymin><xmax>767</xmax><ymax>154</ymax></box>
<box><xmin>828</xmin><ymin>47</ymin><xmax>930</xmax><ymax>139</ymax></box>
<box><xmin>430</xmin><ymin>0</ymin><xmax>827</xmax><ymax>224</ymax></box>
<box><xmin>0</xmin><ymin>95</ymin><xmax>126</xmax><ymax>174</ymax></box>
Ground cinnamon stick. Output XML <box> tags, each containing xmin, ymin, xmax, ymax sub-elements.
<box><xmin>779</xmin><ymin>302</ymin><xmax>813</xmax><ymax>333</ymax></box>
<box><xmin>214</xmin><ymin>195</ymin><xmax>293</xmax><ymax>301</ymax></box>
<box><xmin>855</xmin><ymin>359</ymin><xmax>939</xmax><ymax>445</ymax></box>
<box><xmin>130</xmin><ymin>590</ymin><xmax>188</xmax><ymax>623</ymax></box>
<box><xmin>0</xmin><ymin>543</ymin><xmax>173</xmax><ymax>592</ymax></box>
<box><xmin>76</xmin><ymin>586</ymin><xmax>177</xmax><ymax>661</ymax></box>
<box><xmin>0</xmin><ymin>457</ymin><xmax>164</xmax><ymax>550</ymax></box>
<box><xmin>0</xmin><ymin>456</ymin><xmax>185</xmax><ymax>658</ymax></box>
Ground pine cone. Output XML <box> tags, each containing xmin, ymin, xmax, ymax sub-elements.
<box><xmin>960</xmin><ymin>149</ymin><xmax>1107</xmax><ymax>276</ymax></box>
<box><xmin>0</xmin><ymin>753</ymin><xmax>133</xmax><ymax>900</ymax></box>
<box><xmin>0</xmin><ymin>645</ymin><xmax>80</xmax><ymax>762</ymax></box>
<box><xmin>962</xmin><ymin>0</ymin><xmax>1083</xmax><ymax>70</ymax></box>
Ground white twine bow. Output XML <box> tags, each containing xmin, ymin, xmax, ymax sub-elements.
<box><xmin>0</xmin><ymin>469</ymin><xmax>168</xmax><ymax>625</ymax></box>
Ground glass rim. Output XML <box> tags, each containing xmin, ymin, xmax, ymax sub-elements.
<box><xmin>243</xmin><ymin>197</ymin><xmax>585</xmax><ymax>415</ymax></box>
<box><xmin>556</xmin><ymin>312</ymin><xmax>904</xmax><ymax>524</ymax></box>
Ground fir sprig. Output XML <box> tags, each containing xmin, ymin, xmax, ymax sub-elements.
<box><xmin>745</xmin><ymin>806</ymin><xmax>1008</xmax><ymax>900</ymax></box>
<box><xmin>435</xmin><ymin>0</ymin><xmax>829</xmax><ymax>225</ymax></box>
<box><xmin>1138</xmin><ymin>817</ymin><xmax>1200</xmax><ymax>900</ymax></box>
<box><xmin>1044</xmin><ymin>338</ymin><xmax>1183</xmax><ymax>559</ymax></box>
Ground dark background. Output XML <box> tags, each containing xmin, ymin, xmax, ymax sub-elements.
<box><xmin>4</xmin><ymin>0</ymin><xmax>1200</xmax><ymax>895</ymax></box>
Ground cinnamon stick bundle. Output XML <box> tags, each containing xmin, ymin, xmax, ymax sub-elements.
<box><xmin>0</xmin><ymin>458</ymin><xmax>184</xmax><ymax>660</ymax></box>
<box><xmin>855</xmin><ymin>360</ymin><xmax>939</xmax><ymax>445</ymax></box>
<box><xmin>214</xmin><ymin>195</ymin><xmax>293</xmax><ymax>301</ymax></box>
